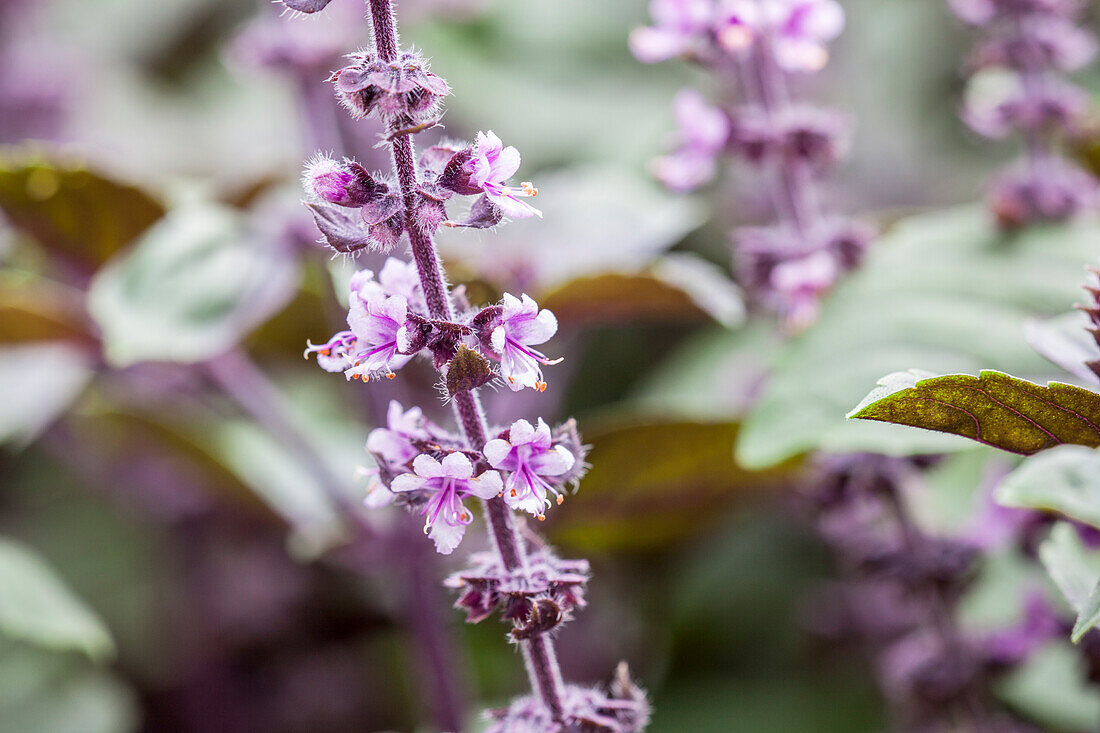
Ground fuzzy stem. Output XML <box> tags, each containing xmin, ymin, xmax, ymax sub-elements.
<box><xmin>365</xmin><ymin>0</ymin><xmax>568</xmax><ymax>718</ymax></box>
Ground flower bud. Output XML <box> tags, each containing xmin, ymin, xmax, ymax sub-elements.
<box><xmin>331</xmin><ymin>50</ymin><xmax>449</xmax><ymax>121</ymax></box>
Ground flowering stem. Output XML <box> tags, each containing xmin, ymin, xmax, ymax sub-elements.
<box><xmin>742</xmin><ymin>35</ymin><xmax>818</xmax><ymax>237</ymax></box>
<box><xmin>364</xmin><ymin>0</ymin><xmax>568</xmax><ymax>718</ymax></box>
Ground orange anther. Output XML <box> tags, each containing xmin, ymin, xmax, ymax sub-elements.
<box><xmin>537</xmin><ymin>514</ymin><xmax>546</xmax><ymax>522</ymax></box>
<box><xmin>460</xmin><ymin>512</ymin><xmax>469</xmax><ymax>521</ymax></box>
<box><xmin>510</xmin><ymin>488</ymin><xmax>517</xmax><ymax>497</ymax></box>
<box><xmin>386</xmin><ymin>372</ymin><xmax>396</xmax><ymax>380</ymax></box>
<box><xmin>556</xmin><ymin>495</ymin><xmax>564</xmax><ymax>505</ymax></box>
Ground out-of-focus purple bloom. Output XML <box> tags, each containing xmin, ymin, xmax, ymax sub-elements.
<box><xmin>964</xmin><ymin>76</ymin><xmax>1088</xmax><ymax>138</ymax></box>
<box><xmin>373</xmin><ymin>256</ymin><xmax>427</xmax><ymax>313</ymax></box>
<box><xmin>776</xmin><ymin>104</ymin><xmax>849</xmax><ymax>168</ymax></box>
<box><xmin>988</xmin><ymin>157</ymin><xmax>1098</xmax><ymax>228</ymax></box>
<box><xmin>971</xmin><ymin>16</ymin><xmax>1097</xmax><ymax>73</ymax></box>
<box><xmin>769</xmin><ymin>249</ymin><xmax>838</xmax><ymax>330</ymax></box>
<box><xmin>652</xmin><ymin>88</ymin><xmax>730</xmax><ymax>192</ymax></box>
<box><xmin>629</xmin><ymin>0</ymin><xmax>715</xmax><ymax>63</ymax></box>
<box><xmin>985</xmin><ymin>592</ymin><xmax>1063</xmax><ymax>668</ymax></box>
<box><xmin>481</xmin><ymin>293</ymin><xmax>560</xmax><ymax>392</ymax></box>
<box><xmin>717</xmin><ymin>0</ymin><xmax>845</xmax><ymax>72</ymax></box>
<box><xmin>484</xmin><ymin>418</ymin><xmax>575</xmax><ymax>517</ymax></box>
<box><xmin>465</xmin><ymin>131</ymin><xmax>542</xmax><ymax>219</ymax></box>
<box><xmin>951</xmin><ymin>0</ymin><xmax>1082</xmax><ymax>26</ymax></box>
<box><xmin>391</xmin><ymin>452</ymin><xmax>502</xmax><ymax>554</ymax></box>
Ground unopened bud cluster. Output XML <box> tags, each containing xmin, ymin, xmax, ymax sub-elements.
<box><xmin>632</xmin><ymin>0</ymin><xmax>872</xmax><ymax>329</ymax></box>
<box><xmin>950</xmin><ymin>0</ymin><xmax>1099</xmax><ymax>227</ymax></box>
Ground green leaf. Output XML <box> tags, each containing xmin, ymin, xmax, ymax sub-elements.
<box><xmin>0</xmin><ymin>641</ymin><xmax>137</xmax><ymax>733</ymax></box>
<box><xmin>998</xmin><ymin>445</ymin><xmax>1100</xmax><ymax>529</ymax></box>
<box><xmin>88</xmin><ymin>204</ymin><xmax>298</xmax><ymax>366</ymax></box>
<box><xmin>0</xmin><ymin>153</ymin><xmax>164</xmax><ymax>270</ymax></box>
<box><xmin>1037</xmin><ymin>522</ymin><xmax>1100</xmax><ymax>613</ymax></box>
<box><xmin>848</xmin><ymin>370</ymin><xmax>1100</xmax><ymax>454</ymax></box>
<box><xmin>547</xmin><ymin>419</ymin><xmax>791</xmax><ymax>551</ymax></box>
<box><xmin>0</xmin><ymin>538</ymin><xmax>114</xmax><ymax>660</ymax></box>
<box><xmin>0</xmin><ymin>343</ymin><xmax>93</xmax><ymax>447</ymax></box>
<box><xmin>1072</xmin><ymin>580</ymin><xmax>1100</xmax><ymax>643</ymax></box>
<box><xmin>997</xmin><ymin>640</ymin><xmax>1100</xmax><ymax>731</ymax></box>
<box><xmin>737</xmin><ymin>206</ymin><xmax>1100</xmax><ymax>468</ymax></box>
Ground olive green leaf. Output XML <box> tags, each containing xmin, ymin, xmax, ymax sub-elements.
<box><xmin>848</xmin><ymin>370</ymin><xmax>1100</xmax><ymax>454</ymax></box>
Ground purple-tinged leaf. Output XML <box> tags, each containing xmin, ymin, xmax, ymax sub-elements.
<box><xmin>848</xmin><ymin>369</ymin><xmax>1100</xmax><ymax>454</ymax></box>
<box><xmin>305</xmin><ymin>202</ymin><xmax>372</xmax><ymax>253</ymax></box>
<box><xmin>1025</xmin><ymin>312</ymin><xmax>1100</xmax><ymax>385</ymax></box>
<box><xmin>280</xmin><ymin>0</ymin><xmax>334</xmax><ymax>13</ymax></box>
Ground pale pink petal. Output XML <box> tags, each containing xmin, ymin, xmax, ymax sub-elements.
<box><xmin>467</xmin><ymin>470</ymin><xmax>504</xmax><ymax>500</ymax></box>
<box><xmin>429</xmin><ymin>518</ymin><xmax>465</xmax><ymax>555</ymax></box>
<box><xmin>483</xmin><ymin>438</ymin><xmax>514</xmax><ymax>468</ymax></box>
<box><xmin>509</xmin><ymin>419</ymin><xmax>536</xmax><ymax>445</ymax></box>
<box><xmin>529</xmin><ymin>445</ymin><xmax>575</xmax><ymax>477</ymax></box>
<box><xmin>390</xmin><ymin>472</ymin><xmax>423</xmax><ymax>493</ymax></box>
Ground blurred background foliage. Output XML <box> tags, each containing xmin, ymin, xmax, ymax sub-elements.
<box><xmin>3</xmin><ymin>0</ymin><xmax>1100</xmax><ymax>731</ymax></box>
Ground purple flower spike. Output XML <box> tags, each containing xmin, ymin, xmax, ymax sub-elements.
<box><xmin>391</xmin><ymin>453</ymin><xmax>503</xmax><ymax>554</ymax></box>
<box><xmin>331</xmin><ymin>49</ymin><xmax>449</xmax><ymax>121</ymax></box>
<box><xmin>487</xmin><ymin>293</ymin><xmax>561</xmax><ymax>392</ymax></box>
<box><xmin>629</xmin><ymin>0</ymin><xmax>715</xmax><ymax>63</ymax></box>
<box><xmin>466</xmin><ymin>131</ymin><xmax>542</xmax><ymax>219</ymax></box>
<box><xmin>484</xmin><ymin>418</ymin><xmax>575</xmax><ymax>517</ymax></box>
<box><xmin>652</xmin><ymin>88</ymin><xmax>730</xmax><ymax>192</ymax></box>
<box><xmin>344</xmin><ymin>287</ymin><xmax>412</xmax><ymax>381</ymax></box>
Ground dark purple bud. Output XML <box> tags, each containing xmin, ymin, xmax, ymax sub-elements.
<box><xmin>331</xmin><ymin>50</ymin><xmax>449</xmax><ymax>121</ymax></box>
<box><xmin>777</xmin><ymin>106</ymin><xmax>849</xmax><ymax>169</ymax></box>
<box><xmin>280</xmin><ymin>0</ymin><xmax>335</xmax><ymax>12</ymax></box>
<box><xmin>359</xmin><ymin>191</ymin><xmax>406</xmax><ymax>251</ymax></box>
<box><xmin>728</xmin><ymin>107</ymin><xmax>779</xmax><ymax>165</ymax></box>
<box><xmin>446</xmin><ymin>193</ymin><xmax>504</xmax><ymax>229</ymax></box>
<box><xmin>445</xmin><ymin>346</ymin><xmax>496</xmax><ymax>396</ymax></box>
<box><xmin>435</xmin><ymin>147</ymin><xmax>483</xmax><ymax>196</ymax></box>
<box><xmin>415</xmin><ymin>194</ymin><xmax>448</xmax><ymax>233</ymax></box>
<box><xmin>304</xmin><ymin>156</ymin><xmax>388</xmax><ymax>207</ymax></box>
<box><xmin>510</xmin><ymin>598</ymin><xmax>562</xmax><ymax>640</ymax></box>
<box><xmin>304</xmin><ymin>202</ymin><xmax>373</xmax><ymax>253</ymax></box>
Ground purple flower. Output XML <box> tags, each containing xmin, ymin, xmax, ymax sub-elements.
<box><xmin>303</xmin><ymin>330</ymin><xmax>360</xmax><ymax>372</ymax></box>
<box><xmin>488</xmin><ymin>293</ymin><xmax>561</xmax><ymax>392</ymax></box>
<box><xmin>963</xmin><ymin>75</ymin><xmax>1088</xmax><ymax>139</ymax></box>
<box><xmin>718</xmin><ymin>0</ymin><xmax>845</xmax><ymax>72</ymax></box>
<box><xmin>391</xmin><ymin>452</ymin><xmax>503</xmax><ymax>554</ymax></box>
<box><xmin>484</xmin><ymin>418</ymin><xmax>575</xmax><ymax>517</ymax></box>
<box><xmin>366</xmin><ymin>400</ymin><xmax>432</xmax><ymax>468</ymax></box>
<box><xmin>466</xmin><ymin>131</ymin><xmax>542</xmax><ymax>219</ymax></box>
<box><xmin>344</xmin><ymin>286</ymin><xmax>412</xmax><ymax>381</ymax></box>
<box><xmin>373</xmin><ymin>256</ymin><xmax>427</xmax><ymax>313</ymax></box>
<box><xmin>629</xmin><ymin>0</ymin><xmax>715</xmax><ymax>64</ymax></box>
<box><xmin>652</xmin><ymin>88</ymin><xmax>730</xmax><ymax>192</ymax></box>
<box><xmin>988</xmin><ymin>157</ymin><xmax>1098</xmax><ymax>229</ymax></box>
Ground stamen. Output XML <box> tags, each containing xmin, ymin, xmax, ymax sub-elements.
<box><xmin>385</xmin><ymin>372</ymin><xmax>396</xmax><ymax>380</ymax></box>
<box><xmin>537</xmin><ymin>514</ymin><xmax>546</xmax><ymax>522</ymax></box>
<box><xmin>459</xmin><ymin>512</ymin><xmax>469</xmax><ymax>521</ymax></box>
<box><xmin>510</xmin><ymin>488</ymin><xmax>517</xmax><ymax>497</ymax></box>
<box><xmin>556</xmin><ymin>494</ymin><xmax>564</xmax><ymax>505</ymax></box>
<box><xmin>535</xmin><ymin>380</ymin><xmax>547</xmax><ymax>392</ymax></box>
<box><xmin>520</xmin><ymin>181</ymin><xmax>538</xmax><ymax>196</ymax></box>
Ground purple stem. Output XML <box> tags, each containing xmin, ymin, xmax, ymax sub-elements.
<box><xmin>364</xmin><ymin>0</ymin><xmax>568</xmax><ymax>718</ymax></box>
<box><xmin>740</xmin><ymin>27</ymin><xmax>819</xmax><ymax>239</ymax></box>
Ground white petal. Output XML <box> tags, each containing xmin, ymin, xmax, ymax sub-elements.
<box><xmin>509</xmin><ymin>419</ymin><xmax>536</xmax><ymax>445</ymax></box>
<box><xmin>441</xmin><ymin>452</ymin><xmax>474</xmax><ymax>479</ymax></box>
<box><xmin>529</xmin><ymin>445</ymin><xmax>575</xmax><ymax>477</ymax></box>
<box><xmin>413</xmin><ymin>453</ymin><xmax>444</xmax><ymax>478</ymax></box>
<box><xmin>390</xmin><ymin>472</ymin><xmax>423</xmax><ymax>493</ymax></box>
<box><xmin>483</xmin><ymin>438</ymin><xmax>514</xmax><ymax>468</ymax></box>
<box><xmin>467</xmin><ymin>470</ymin><xmax>503</xmax><ymax>499</ymax></box>
<box><xmin>429</xmin><ymin>518</ymin><xmax>465</xmax><ymax>555</ymax></box>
